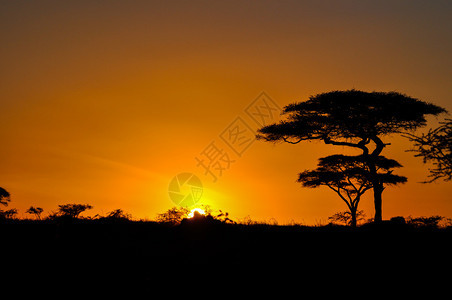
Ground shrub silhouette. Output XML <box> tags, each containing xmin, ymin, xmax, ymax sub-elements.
<box><xmin>0</xmin><ymin>208</ymin><xmax>18</xmax><ymax>220</ymax></box>
<box><xmin>97</xmin><ymin>209</ymin><xmax>132</xmax><ymax>222</ymax></box>
<box><xmin>328</xmin><ymin>210</ymin><xmax>366</xmax><ymax>226</ymax></box>
<box><xmin>407</xmin><ymin>216</ymin><xmax>444</xmax><ymax>228</ymax></box>
<box><xmin>106</xmin><ymin>209</ymin><xmax>131</xmax><ymax>220</ymax></box>
<box><xmin>156</xmin><ymin>207</ymin><xmax>189</xmax><ymax>224</ymax></box>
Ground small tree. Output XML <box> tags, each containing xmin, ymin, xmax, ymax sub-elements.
<box><xmin>328</xmin><ymin>210</ymin><xmax>366</xmax><ymax>226</ymax></box>
<box><xmin>298</xmin><ymin>155</ymin><xmax>407</xmax><ymax>227</ymax></box>
<box><xmin>405</xmin><ymin>119</ymin><xmax>452</xmax><ymax>182</ymax></box>
<box><xmin>0</xmin><ymin>187</ymin><xmax>11</xmax><ymax>207</ymax></box>
<box><xmin>26</xmin><ymin>206</ymin><xmax>44</xmax><ymax>220</ymax></box>
<box><xmin>57</xmin><ymin>204</ymin><xmax>93</xmax><ymax>219</ymax></box>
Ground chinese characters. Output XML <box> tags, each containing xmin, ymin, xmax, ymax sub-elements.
<box><xmin>195</xmin><ymin>92</ymin><xmax>281</xmax><ymax>182</ymax></box>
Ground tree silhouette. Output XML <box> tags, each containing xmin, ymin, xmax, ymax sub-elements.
<box><xmin>1</xmin><ymin>208</ymin><xmax>18</xmax><ymax>219</ymax></box>
<box><xmin>57</xmin><ymin>204</ymin><xmax>93</xmax><ymax>219</ymax></box>
<box><xmin>26</xmin><ymin>206</ymin><xmax>44</xmax><ymax>220</ymax></box>
<box><xmin>328</xmin><ymin>210</ymin><xmax>366</xmax><ymax>226</ymax></box>
<box><xmin>407</xmin><ymin>215</ymin><xmax>444</xmax><ymax>228</ymax></box>
<box><xmin>105</xmin><ymin>209</ymin><xmax>131</xmax><ymax>220</ymax></box>
<box><xmin>404</xmin><ymin>119</ymin><xmax>452</xmax><ymax>182</ymax></box>
<box><xmin>156</xmin><ymin>207</ymin><xmax>189</xmax><ymax>224</ymax></box>
<box><xmin>0</xmin><ymin>187</ymin><xmax>10</xmax><ymax>207</ymax></box>
<box><xmin>257</xmin><ymin>90</ymin><xmax>446</xmax><ymax>222</ymax></box>
<box><xmin>0</xmin><ymin>187</ymin><xmax>12</xmax><ymax>220</ymax></box>
<box><xmin>298</xmin><ymin>155</ymin><xmax>407</xmax><ymax>227</ymax></box>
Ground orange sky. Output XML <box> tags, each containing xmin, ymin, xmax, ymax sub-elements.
<box><xmin>1</xmin><ymin>0</ymin><xmax>451</xmax><ymax>224</ymax></box>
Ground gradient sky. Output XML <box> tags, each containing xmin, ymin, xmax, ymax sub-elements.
<box><xmin>1</xmin><ymin>0</ymin><xmax>451</xmax><ymax>224</ymax></box>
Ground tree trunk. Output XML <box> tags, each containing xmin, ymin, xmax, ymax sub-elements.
<box><xmin>366</xmin><ymin>161</ymin><xmax>383</xmax><ymax>223</ymax></box>
<box><xmin>368</xmin><ymin>136</ymin><xmax>386</xmax><ymax>223</ymax></box>
<box><xmin>350</xmin><ymin>208</ymin><xmax>357</xmax><ymax>228</ymax></box>
<box><xmin>373</xmin><ymin>183</ymin><xmax>383</xmax><ymax>223</ymax></box>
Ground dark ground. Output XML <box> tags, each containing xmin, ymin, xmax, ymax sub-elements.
<box><xmin>1</xmin><ymin>218</ymin><xmax>451</xmax><ymax>292</ymax></box>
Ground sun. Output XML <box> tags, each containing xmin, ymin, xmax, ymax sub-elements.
<box><xmin>188</xmin><ymin>208</ymin><xmax>206</xmax><ymax>218</ymax></box>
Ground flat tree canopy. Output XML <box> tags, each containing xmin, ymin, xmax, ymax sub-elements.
<box><xmin>298</xmin><ymin>155</ymin><xmax>406</xmax><ymax>227</ymax></box>
<box><xmin>298</xmin><ymin>155</ymin><xmax>407</xmax><ymax>189</ymax></box>
<box><xmin>258</xmin><ymin>90</ymin><xmax>446</xmax><ymax>147</ymax></box>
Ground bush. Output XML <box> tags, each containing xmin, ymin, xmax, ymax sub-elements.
<box><xmin>406</xmin><ymin>216</ymin><xmax>444</xmax><ymax>228</ymax></box>
<box><xmin>156</xmin><ymin>207</ymin><xmax>189</xmax><ymax>224</ymax></box>
<box><xmin>328</xmin><ymin>210</ymin><xmax>366</xmax><ymax>226</ymax></box>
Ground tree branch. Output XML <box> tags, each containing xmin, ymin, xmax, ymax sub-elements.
<box><xmin>323</xmin><ymin>136</ymin><xmax>369</xmax><ymax>155</ymax></box>
<box><xmin>370</xmin><ymin>135</ymin><xmax>390</xmax><ymax>157</ymax></box>
<box><xmin>282</xmin><ymin>137</ymin><xmax>303</xmax><ymax>144</ymax></box>
<box><xmin>326</xmin><ymin>184</ymin><xmax>352</xmax><ymax>211</ymax></box>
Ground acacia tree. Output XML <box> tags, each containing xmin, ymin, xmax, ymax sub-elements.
<box><xmin>26</xmin><ymin>206</ymin><xmax>44</xmax><ymax>220</ymax></box>
<box><xmin>257</xmin><ymin>90</ymin><xmax>446</xmax><ymax>222</ymax></box>
<box><xmin>57</xmin><ymin>204</ymin><xmax>93</xmax><ymax>219</ymax></box>
<box><xmin>298</xmin><ymin>155</ymin><xmax>406</xmax><ymax>227</ymax></box>
<box><xmin>404</xmin><ymin>119</ymin><xmax>451</xmax><ymax>182</ymax></box>
<box><xmin>0</xmin><ymin>187</ymin><xmax>10</xmax><ymax>207</ymax></box>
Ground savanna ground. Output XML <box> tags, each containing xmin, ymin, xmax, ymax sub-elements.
<box><xmin>1</xmin><ymin>213</ymin><xmax>451</xmax><ymax>291</ymax></box>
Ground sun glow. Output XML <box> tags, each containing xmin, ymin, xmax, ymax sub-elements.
<box><xmin>188</xmin><ymin>208</ymin><xmax>206</xmax><ymax>218</ymax></box>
